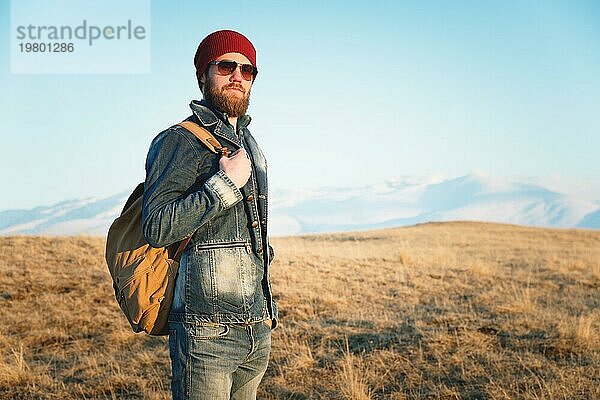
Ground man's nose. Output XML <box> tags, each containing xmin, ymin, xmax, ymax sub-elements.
<box><xmin>230</xmin><ymin>65</ymin><xmax>243</xmax><ymax>82</ymax></box>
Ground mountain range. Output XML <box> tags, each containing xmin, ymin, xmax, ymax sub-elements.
<box><xmin>1</xmin><ymin>173</ymin><xmax>599</xmax><ymax>237</ymax></box>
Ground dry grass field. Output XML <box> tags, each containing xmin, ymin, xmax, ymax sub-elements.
<box><xmin>0</xmin><ymin>221</ymin><xmax>598</xmax><ymax>399</ymax></box>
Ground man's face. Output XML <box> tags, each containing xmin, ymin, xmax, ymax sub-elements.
<box><xmin>201</xmin><ymin>52</ymin><xmax>254</xmax><ymax>117</ymax></box>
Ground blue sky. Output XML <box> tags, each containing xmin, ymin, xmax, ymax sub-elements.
<box><xmin>1</xmin><ymin>0</ymin><xmax>599</xmax><ymax>210</ymax></box>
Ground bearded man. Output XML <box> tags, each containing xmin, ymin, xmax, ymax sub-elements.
<box><xmin>141</xmin><ymin>29</ymin><xmax>278</xmax><ymax>400</ymax></box>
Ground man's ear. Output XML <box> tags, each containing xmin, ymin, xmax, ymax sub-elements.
<box><xmin>198</xmin><ymin>72</ymin><xmax>206</xmax><ymax>94</ymax></box>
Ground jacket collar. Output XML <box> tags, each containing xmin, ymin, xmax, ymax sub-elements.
<box><xmin>189</xmin><ymin>99</ymin><xmax>252</xmax><ymax>147</ymax></box>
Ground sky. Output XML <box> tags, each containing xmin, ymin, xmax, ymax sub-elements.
<box><xmin>1</xmin><ymin>0</ymin><xmax>599</xmax><ymax>210</ymax></box>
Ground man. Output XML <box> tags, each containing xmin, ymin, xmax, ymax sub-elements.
<box><xmin>141</xmin><ymin>29</ymin><xmax>278</xmax><ymax>400</ymax></box>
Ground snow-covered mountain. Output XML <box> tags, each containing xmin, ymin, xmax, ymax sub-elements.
<box><xmin>0</xmin><ymin>192</ymin><xmax>129</xmax><ymax>236</ymax></box>
<box><xmin>1</xmin><ymin>173</ymin><xmax>599</xmax><ymax>237</ymax></box>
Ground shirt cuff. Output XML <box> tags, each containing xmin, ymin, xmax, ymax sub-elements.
<box><xmin>205</xmin><ymin>170</ymin><xmax>243</xmax><ymax>209</ymax></box>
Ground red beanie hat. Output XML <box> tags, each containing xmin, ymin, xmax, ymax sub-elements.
<box><xmin>194</xmin><ymin>30</ymin><xmax>257</xmax><ymax>88</ymax></box>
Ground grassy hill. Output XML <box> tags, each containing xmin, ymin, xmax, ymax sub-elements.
<box><xmin>0</xmin><ymin>221</ymin><xmax>598</xmax><ymax>399</ymax></box>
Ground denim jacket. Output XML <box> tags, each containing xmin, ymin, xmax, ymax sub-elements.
<box><xmin>141</xmin><ymin>99</ymin><xmax>278</xmax><ymax>328</ymax></box>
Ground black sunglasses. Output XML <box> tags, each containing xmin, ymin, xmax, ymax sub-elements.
<box><xmin>208</xmin><ymin>60</ymin><xmax>258</xmax><ymax>81</ymax></box>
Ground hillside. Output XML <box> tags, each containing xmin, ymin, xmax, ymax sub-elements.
<box><xmin>2</xmin><ymin>174</ymin><xmax>599</xmax><ymax>237</ymax></box>
<box><xmin>0</xmin><ymin>221</ymin><xmax>598</xmax><ymax>399</ymax></box>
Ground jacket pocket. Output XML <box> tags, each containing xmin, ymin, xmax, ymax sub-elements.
<box><xmin>195</xmin><ymin>240</ymin><xmax>251</xmax><ymax>253</ymax></box>
<box><xmin>191</xmin><ymin>240</ymin><xmax>255</xmax><ymax>311</ymax></box>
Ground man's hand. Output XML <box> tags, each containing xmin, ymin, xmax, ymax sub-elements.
<box><xmin>219</xmin><ymin>148</ymin><xmax>251</xmax><ymax>188</ymax></box>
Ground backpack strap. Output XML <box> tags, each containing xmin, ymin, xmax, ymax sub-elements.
<box><xmin>169</xmin><ymin>120</ymin><xmax>231</xmax><ymax>260</ymax></box>
<box><xmin>173</xmin><ymin>236</ymin><xmax>192</xmax><ymax>262</ymax></box>
<box><xmin>178</xmin><ymin>121</ymin><xmax>232</xmax><ymax>157</ymax></box>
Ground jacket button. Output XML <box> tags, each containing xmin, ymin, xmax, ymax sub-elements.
<box><xmin>251</xmin><ymin>220</ymin><xmax>259</xmax><ymax>228</ymax></box>
<box><xmin>257</xmin><ymin>246</ymin><xmax>262</xmax><ymax>252</ymax></box>
<box><xmin>246</xmin><ymin>194</ymin><xmax>254</xmax><ymax>202</ymax></box>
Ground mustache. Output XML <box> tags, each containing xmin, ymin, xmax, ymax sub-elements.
<box><xmin>222</xmin><ymin>83</ymin><xmax>246</xmax><ymax>94</ymax></box>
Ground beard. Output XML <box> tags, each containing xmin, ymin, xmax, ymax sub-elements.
<box><xmin>203</xmin><ymin>77</ymin><xmax>251</xmax><ymax>117</ymax></box>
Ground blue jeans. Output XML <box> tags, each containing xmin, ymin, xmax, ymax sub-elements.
<box><xmin>168</xmin><ymin>320</ymin><xmax>272</xmax><ymax>400</ymax></box>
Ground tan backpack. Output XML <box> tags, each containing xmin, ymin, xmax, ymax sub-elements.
<box><xmin>105</xmin><ymin>121</ymin><xmax>231</xmax><ymax>336</ymax></box>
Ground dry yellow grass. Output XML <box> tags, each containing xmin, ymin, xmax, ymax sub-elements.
<box><xmin>0</xmin><ymin>221</ymin><xmax>598</xmax><ymax>399</ymax></box>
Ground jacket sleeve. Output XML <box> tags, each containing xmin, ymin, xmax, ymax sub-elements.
<box><xmin>141</xmin><ymin>129</ymin><xmax>243</xmax><ymax>248</ymax></box>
